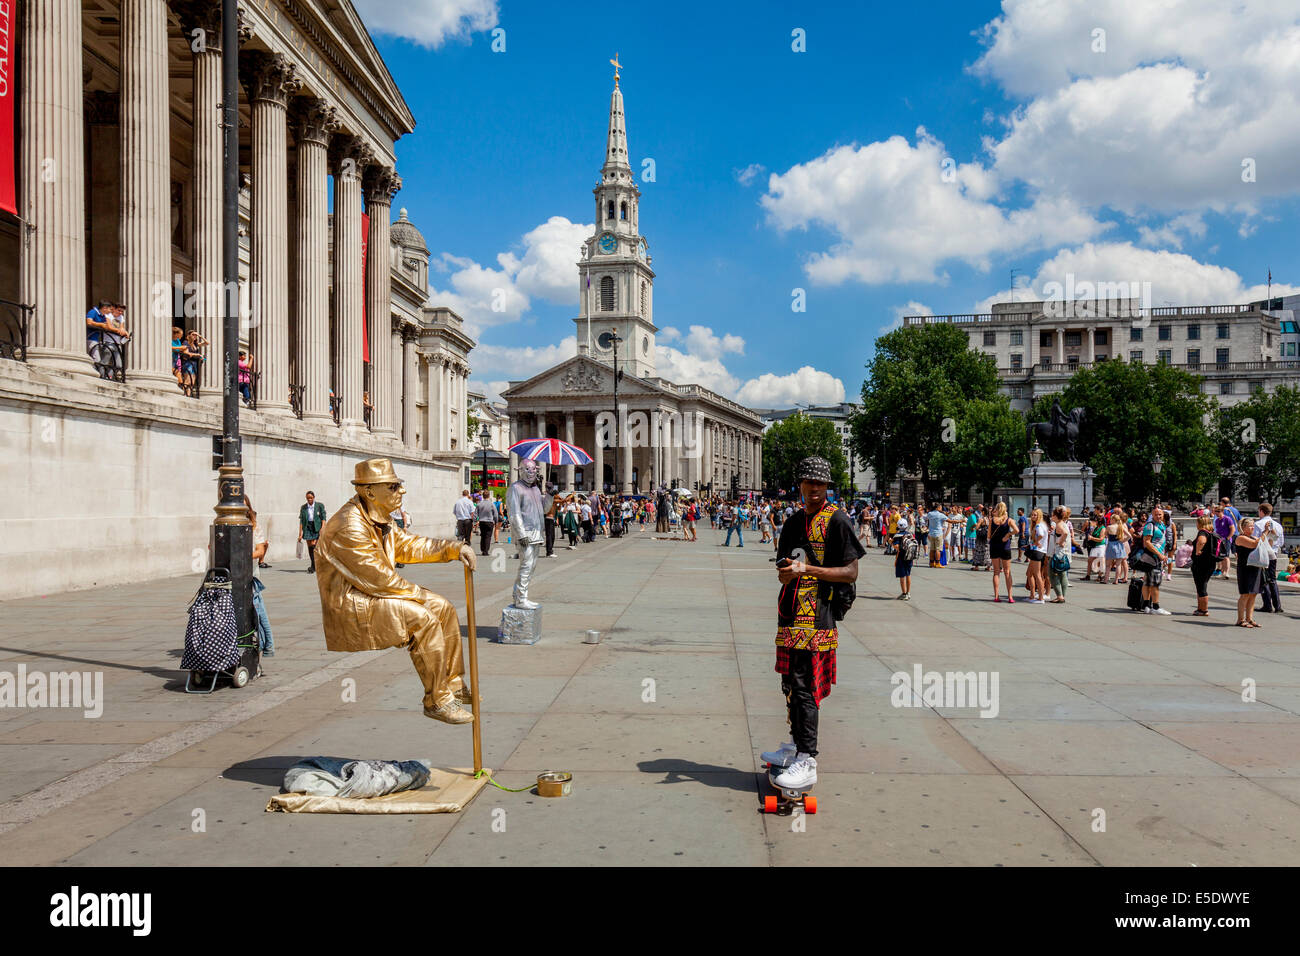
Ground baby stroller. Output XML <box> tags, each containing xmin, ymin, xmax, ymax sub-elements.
<box><xmin>182</xmin><ymin>568</ymin><xmax>260</xmax><ymax>693</ymax></box>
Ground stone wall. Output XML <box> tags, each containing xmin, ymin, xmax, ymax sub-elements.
<box><xmin>0</xmin><ymin>362</ymin><xmax>469</xmax><ymax>600</ymax></box>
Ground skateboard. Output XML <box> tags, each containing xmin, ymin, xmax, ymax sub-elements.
<box><xmin>762</xmin><ymin>764</ymin><xmax>817</xmax><ymax>815</ymax></box>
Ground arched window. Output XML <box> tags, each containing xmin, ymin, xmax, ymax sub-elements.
<box><xmin>606</xmin><ymin>200</ymin><xmax>614</xmax><ymax>221</ymax></box>
<box><xmin>600</xmin><ymin>276</ymin><xmax>615</xmax><ymax>311</ymax></box>
<box><xmin>620</xmin><ymin>201</ymin><xmax>628</xmax><ymax>220</ymax></box>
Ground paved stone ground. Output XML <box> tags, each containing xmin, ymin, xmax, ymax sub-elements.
<box><xmin>1</xmin><ymin>523</ymin><xmax>1298</xmax><ymax>866</ymax></box>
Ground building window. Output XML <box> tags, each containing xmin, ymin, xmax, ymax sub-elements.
<box><xmin>1010</xmin><ymin>330</ymin><xmax>1023</xmax><ymax>346</ymax></box>
<box><xmin>1287</xmin><ymin>342</ymin><xmax>1297</xmax><ymax>357</ymax></box>
<box><xmin>1217</xmin><ymin>323</ymin><xmax>1230</xmax><ymax>339</ymax></box>
<box><xmin>1010</xmin><ymin>353</ymin><xmax>1022</xmax><ymax>370</ymax></box>
<box><xmin>1067</xmin><ymin>354</ymin><xmax>1079</xmax><ymax>368</ymax></box>
<box><xmin>1187</xmin><ymin>324</ymin><xmax>1201</xmax><ymax>340</ymax></box>
<box><xmin>1158</xmin><ymin>325</ymin><xmax>1171</xmax><ymax>341</ymax></box>
<box><xmin>1130</xmin><ymin>350</ymin><xmax>1143</xmax><ymax>363</ymax></box>
<box><xmin>606</xmin><ymin>200</ymin><xmax>614</xmax><ymax>221</ymax></box>
<box><xmin>600</xmin><ymin>276</ymin><xmax>615</xmax><ymax>311</ymax></box>
<box><xmin>1157</xmin><ymin>349</ymin><xmax>1171</xmax><ymax>365</ymax></box>
<box><xmin>1216</xmin><ymin>347</ymin><xmax>1230</xmax><ymax>366</ymax></box>
<box><xmin>983</xmin><ymin>331</ymin><xmax>996</xmax><ymax>346</ymax></box>
<box><xmin>1040</xmin><ymin>331</ymin><xmax>1053</xmax><ymax>348</ymax></box>
<box><xmin>1220</xmin><ymin>382</ymin><xmax>1233</xmax><ymax>395</ymax></box>
<box><xmin>620</xmin><ymin>201</ymin><xmax>628</xmax><ymax>220</ymax></box>
<box><xmin>1065</xmin><ymin>331</ymin><xmax>1081</xmax><ymax>347</ymax></box>
<box><xmin>1095</xmin><ymin>330</ymin><xmax>1108</xmax><ymax>345</ymax></box>
<box><xmin>1130</xmin><ymin>327</ymin><xmax>1143</xmax><ymax>341</ymax></box>
<box><xmin>1187</xmin><ymin>349</ymin><xmax>1200</xmax><ymax>366</ymax></box>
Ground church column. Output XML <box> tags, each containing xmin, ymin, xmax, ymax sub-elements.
<box><xmin>402</xmin><ymin>328</ymin><xmax>418</xmax><ymax>447</ymax></box>
<box><xmin>331</xmin><ymin>135</ymin><xmax>371</xmax><ymax>428</ymax></box>
<box><xmin>564</xmin><ymin>411</ymin><xmax>576</xmax><ymax>491</ymax></box>
<box><xmin>244</xmin><ymin>52</ymin><xmax>299</xmax><ymax>414</ymax></box>
<box><xmin>364</xmin><ymin>166</ymin><xmax>400</xmax><ymax>438</ymax></box>
<box><xmin>120</xmin><ymin>0</ymin><xmax>173</xmax><ymax>385</ymax></box>
<box><xmin>391</xmin><ymin>319</ymin><xmax>403</xmax><ymax>434</ymax></box>
<box><xmin>622</xmin><ymin>423</ymin><xmax>633</xmax><ymax>494</ymax></box>
<box><xmin>592</xmin><ymin>414</ymin><xmax>604</xmax><ymax>492</ymax></box>
<box><xmin>178</xmin><ymin>2</ymin><xmax>222</xmax><ymax>393</ymax></box>
<box><xmin>755</xmin><ymin>437</ymin><xmax>763</xmax><ymax>491</ymax></box>
<box><xmin>422</xmin><ymin>356</ymin><xmax>439</xmax><ymax>451</ymax></box>
<box><xmin>20</xmin><ymin>0</ymin><xmax>91</xmax><ymax>374</ymax></box>
<box><xmin>292</xmin><ymin>99</ymin><xmax>336</xmax><ymax>422</ymax></box>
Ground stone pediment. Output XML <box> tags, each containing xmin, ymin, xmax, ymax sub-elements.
<box><xmin>501</xmin><ymin>356</ymin><xmax>666</xmax><ymax>401</ymax></box>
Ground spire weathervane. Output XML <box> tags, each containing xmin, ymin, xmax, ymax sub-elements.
<box><xmin>610</xmin><ymin>52</ymin><xmax>623</xmax><ymax>86</ymax></box>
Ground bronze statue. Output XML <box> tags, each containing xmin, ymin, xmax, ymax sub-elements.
<box><xmin>314</xmin><ymin>458</ymin><xmax>478</xmax><ymax>724</ymax></box>
<box><xmin>1027</xmin><ymin>401</ymin><xmax>1086</xmax><ymax>460</ymax></box>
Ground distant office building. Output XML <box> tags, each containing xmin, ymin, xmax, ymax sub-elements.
<box><xmin>758</xmin><ymin>403</ymin><xmax>875</xmax><ymax>494</ymax></box>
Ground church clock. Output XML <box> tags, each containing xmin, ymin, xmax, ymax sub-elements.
<box><xmin>597</xmin><ymin>233</ymin><xmax>617</xmax><ymax>255</ymax></box>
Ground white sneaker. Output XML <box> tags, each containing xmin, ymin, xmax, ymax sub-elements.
<box><xmin>1143</xmin><ymin>607</ymin><xmax>1153</xmax><ymax>614</ymax></box>
<box><xmin>1152</xmin><ymin>607</ymin><xmax>1171</xmax><ymax>615</ymax></box>
<box><xmin>761</xmin><ymin>742</ymin><xmax>797</xmax><ymax>767</ymax></box>
<box><xmin>773</xmin><ymin>754</ymin><xmax>817</xmax><ymax>789</ymax></box>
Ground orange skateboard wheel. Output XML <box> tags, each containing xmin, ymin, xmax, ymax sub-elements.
<box><xmin>764</xmin><ymin>795</ymin><xmax>778</xmax><ymax>813</ymax></box>
<box><xmin>804</xmin><ymin>795</ymin><xmax>817</xmax><ymax>814</ymax></box>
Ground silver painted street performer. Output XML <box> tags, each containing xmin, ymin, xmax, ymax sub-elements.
<box><xmin>508</xmin><ymin>459</ymin><xmax>546</xmax><ymax>609</ymax></box>
<box><xmin>315</xmin><ymin>458</ymin><xmax>477</xmax><ymax>724</ymax></box>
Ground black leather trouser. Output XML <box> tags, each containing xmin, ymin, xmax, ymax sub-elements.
<box><xmin>782</xmin><ymin>649</ymin><xmax>819</xmax><ymax>757</ymax></box>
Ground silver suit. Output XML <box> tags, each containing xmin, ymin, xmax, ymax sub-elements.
<box><xmin>508</xmin><ymin>461</ymin><xmax>546</xmax><ymax>608</ymax></box>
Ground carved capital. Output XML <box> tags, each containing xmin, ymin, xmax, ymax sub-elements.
<box><xmin>291</xmin><ymin>97</ymin><xmax>339</xmax><ymax>148</ymax></box>
<box><xmin>174</xmin><ymin>0</ymin><xmax>223</xmax><ymax>53</ymax></box>
<box><xmin>328</xmin><ymin>133</ymin><xmax>375</xmax><ymax>180</ymax></box>
<box><xmin>241</xmin><ymin>51</ymin><xmax>301</xmax><ymax>108</ymax></box>
<box><xmin>364</xmin><ymin>165</ymin><xmax>402</xmax><ymax>205</ymax></box>
<box><xmin>236</xmin><ymin>5</ymin><xmax>254</xmax><ymax>44</ymax></box>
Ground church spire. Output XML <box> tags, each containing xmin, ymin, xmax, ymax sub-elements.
<box><xmin>603</xmin><ymin>53</ymin><xmax>630</xmax><ymax>175</ymax></box>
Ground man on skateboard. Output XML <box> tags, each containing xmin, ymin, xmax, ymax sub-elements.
<box><xmin>764</xmin><ymin>456</ymin><xmax>864</xmax><ymax>796</ymax></box>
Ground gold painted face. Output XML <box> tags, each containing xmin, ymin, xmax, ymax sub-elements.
<box><xmin>362</xmin><ymin>482</ymin><xmax>405</xmax><ymax>518</ymax></box>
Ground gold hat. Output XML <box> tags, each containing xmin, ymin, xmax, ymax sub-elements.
<box><xmin>351</xmin><ymin>458</ymin><xmax>402</xmax><ymax>486</ymax></box>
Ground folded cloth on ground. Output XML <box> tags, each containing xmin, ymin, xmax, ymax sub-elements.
<box><xmin>283</xmin><ymin>757</ymin><xmax>431</xmax><ymax>798</ymax></box>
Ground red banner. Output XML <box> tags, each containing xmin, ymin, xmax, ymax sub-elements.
<box><xmin>360</xmin><ymin>211</ymin><xmax>370</xmax><ymax>363</ymax></box>
<box><xmin>0</xmin><ymin>1</ymin><xmax>16</xmax><ymax>215</ymax></box>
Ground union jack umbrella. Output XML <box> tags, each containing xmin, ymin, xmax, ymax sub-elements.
<box><xmin>508</xmin><ymin>437</ymin><xmax>593</xmax><ymax>465</ymax></box>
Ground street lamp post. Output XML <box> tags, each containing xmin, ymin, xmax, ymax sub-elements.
<box><xmin>610</xmin><ymin>328</ymin><xmax>623</xmax><ymax>496</ymax></box>
<box><xmin>1255</xmin><ymin>443</ymin><xmax>1270</xmax><ymax>504</ymax></box>
<box><xmin>896</xmin><ymin>464</ymin><xmax>907</xmax><ymax>506</ymax></box>
<box><xmin>1029</xmin><ymin>440</ymin><xmax>1043</xmax><ymax>511</ymax></box>
<box><xmin>1151</xmin><ymin>452</ymin><xmax>1163</xmax><ymax>508</ymax></box>
<box><xmin>479</xmin><ymin>421</ymin><xmax>491</xmax><ymax>496</ymax></box>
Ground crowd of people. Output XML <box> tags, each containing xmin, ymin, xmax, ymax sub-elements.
<box><xmin>847</xmin><ymin>495</ymin><xmax>1292</xmax><ymax>624</ymax></box>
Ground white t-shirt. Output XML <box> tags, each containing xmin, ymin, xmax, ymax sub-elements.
<box><xmin>252</xmin><ymin>524</ymin><xmax>268</xmax><ymax>579</ymax></box>
<box><xmin>580</xmin><ymin>503</ymin><xmax>592</xmax><ymax>520</ymax></box>
<box><xmin>1032</xmin><ymin>521</ymin><xmax>1048</xmax><ymax>552</ymax></box>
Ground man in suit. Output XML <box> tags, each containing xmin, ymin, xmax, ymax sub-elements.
<box><xmin>298</xmin><ymin>491</ymin><xmax>327</xmax><ymax>573</ymax></box>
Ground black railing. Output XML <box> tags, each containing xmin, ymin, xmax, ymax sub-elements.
<box><xmin>330</xmin><ymin>393</ymin><xmax>341</xmax><ymax>425</ymax></box>
<box><xmin>91</xmin><ymin>338</ymin><xmax>128</xmax><ymax>382</ymax></box>
<box><xmin>246</xmin><ymin>370</ymin><xmax>262</xmax><ymax>410</ymax></box>
<box><xmin>0</xmin><ymin>299</ymin><xmax>33</xmax><ymax>362</ymax></box>
<box><xmin>289</xmin><ymin>383</ymin><xmax>305</xmax><ymax>420</ymax></box>
<box><xmin>363</xmin><ymin>404</ymin><xmax>372</xmax><ymax>431</ymax></box>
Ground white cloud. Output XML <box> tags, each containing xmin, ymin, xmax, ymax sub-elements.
<box><xmin>427</xmin><ymin>216</ymin><xmax>591</xmax><ymax>337</ymax></box>
<box><xmin>1137</xmin><ymin>213</ymin><xmax>1207</xmax><ymax>250</ymax></box>
<box><xmin>971</xmin><ymin>242</ymin><xmax>1300</xmax><ymax>313</ymax></box>
<box><xmin>655</xmin><ymin>346</ymin><xmax>741</xmax><ymax>396</ymax></box>
<box><xmin>658</xmin><ymin>326</ymin><xmax>683</xmax><ymax>343</ymax></box>
<box><xmin>681</xmin><ymin>324</ymin><xmax>744</xmax><ymax>360</ymax></box>
<box><xmin>760</xmin><ymin>130</ymin><xmax>1108</xmax><ymax>284</ymax></box>
<box><xmin>735</xmin><ymin>163</ymin><xmax>767</xmax><ymax>186</ymax></box>
<box><xmin>471</xmin><ymin>336</ymin><xmax>578</xmax><ymax>386</ymax></box>
<box><xmin>976</xmin><ymin>3</ymin><xmax>1300</xmax><ymax>214</ymax></box>
<box><xmin>353</xmin><ymin>0</ymin><xmax>498</xmax><ymax>48</ymax></box>
<box><xmin>736</xmin><ymin>367</ymin><xmax>846</xmax><ymax>408</ymax></box>
<box><xmin>884</xmin><ymin>300</ymin><xmax>932</xmax><ymax>332</ymax></box>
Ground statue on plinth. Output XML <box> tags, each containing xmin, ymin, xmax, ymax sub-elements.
<box><xmin>507</xmin><ymin>459</ymin><xmax>545</xmax><ymax>609</ymax></box>
<box><xmin>1027</xmin><ymin>399</ymin><xmax>1087</xmax><ymax>460</ymax></box>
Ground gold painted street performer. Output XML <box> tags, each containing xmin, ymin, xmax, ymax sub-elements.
<box><xmin>763</xmin><ymin>456</ymin><xmax>864</xmax><ymax>791</ymax></box>
<box><xmin>315</xmin><ymin>458</ymin><xmax>478</xmax><ymax>724</ymax></box>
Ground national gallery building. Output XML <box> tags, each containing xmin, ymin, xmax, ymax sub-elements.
<box><xmin>0</xmin><ymin>1</ymin><xmax>475</xmax><ymax>599</ymax></box>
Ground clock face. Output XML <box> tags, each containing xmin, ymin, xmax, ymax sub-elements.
<box><xmin>638</xmin><ymin>239</ymin><xmax>647</xmax><ymax>260</ymax></box>
<box><xmin>597</xmin><ymin>233</ymin><xmax>617</xmax><ymax>255</ymax></box>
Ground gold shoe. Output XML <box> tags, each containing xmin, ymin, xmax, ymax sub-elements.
<box><xmin>454</xmin><ymin>687</ymin><xmax>481</xmax><ymax>705</ymax></box>
<box><xmin>424</xmin><ymin>701</ymin><xmax>474</xmax><ymax>724</ymax></box>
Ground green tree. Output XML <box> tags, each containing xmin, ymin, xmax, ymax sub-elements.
<box><xmin>467</xmin><ymin>414</ymin><xmax>480</xmax><ymax>444</ymax></box>
<box><xmin>851</xmin><ymin>323</ymin><xmax>1001</xmax><ymax>499</ymax></box>
<box><xmin>1210</xmin><ymin>385</ymin><xmax>1300</xmax><ymax>505</ymax></box>
<box><xmin>930</xmin><ymin>396</ymin><xmax>1027</xmax><ymax>501</ymax></box>
<box><xmin>762</xmin><ymin>413</ymin><xmax>849</xmax><ymax>491</ymax></box>
<box><xmin>1027</xmin><ymin>359</ymin><xmax>1218</xmax><ymax>505</ymax></box>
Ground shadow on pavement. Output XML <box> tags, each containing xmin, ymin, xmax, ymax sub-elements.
<box><xmin>636</xmin><ymin>759</ymin><xmax>757</xmax><ymax>794</ymax></box>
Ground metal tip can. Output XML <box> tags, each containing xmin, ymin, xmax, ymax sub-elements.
<box><xmin>536</xmin><ymin>771</ymin><xmax>573</xmax><ymax>797</ymax></box>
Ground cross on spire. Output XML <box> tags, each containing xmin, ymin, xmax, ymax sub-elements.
<box><xmin>610</xmin><ymin>53</ymin><xmax>623</xmax><ymax>86</ymax></box>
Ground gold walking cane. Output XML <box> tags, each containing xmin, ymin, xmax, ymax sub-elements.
<box><xmin>464</xmin><ymin>564</ymin><xmax>483</xmax><ymax>774</ymax></box>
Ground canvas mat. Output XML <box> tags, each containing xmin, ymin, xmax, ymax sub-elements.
<box><xmin>266</xmin><ymin>766</ymin><xmax>491</xmax><ymax>814</ymax></box>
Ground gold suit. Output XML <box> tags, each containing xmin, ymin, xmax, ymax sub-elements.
<box><xmin>315</xmin><ymin>494</ymin><xmax>467</xmax><ymax>711</ymax></box>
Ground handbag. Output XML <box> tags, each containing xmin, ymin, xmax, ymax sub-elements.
<box><xmin>1248</xmin><ymin>539</ymin><xmax>1274</xmax><ymax>569</ymax></box>
<box><xmin>1050</xmin><ymin>551</ymin><xmax>1071</xmax><ymax>573</ymax></box>
<box><xmin>1131</xmin><ymin>547</ymin><xmax>1160</xmax><ymax>570</ymax></box>
<box><xmin>296</xmin><ymin>539</ymin><xmax>304</xmax><ymax>560</ymax></box>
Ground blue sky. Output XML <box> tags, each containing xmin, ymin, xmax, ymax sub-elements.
<box><xmin>356</xmin><ymin>0</ymin><xmax>1300</xmax><ymax>406</ymax></box>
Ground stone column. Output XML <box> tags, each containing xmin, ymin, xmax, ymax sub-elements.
<box><xmin>564</xmin><ymin>411</ymin><xmax>576</xmax><ymax>490</ymax></box>
<box><xmin>331</xmin><ymin>135</ymin><xmax>371</xmax><ymax>428</ymax></box>
<box><xmin>592</xmin><ymin>414</ymin><xmax>604</xmax><ymax>492</ymax></box>
<box><xmin>1056</xmin><ymin>326</ymin><xmax>1065</xmax><ymax>366</ymax></box>
<box><xmin>177</xmin><ymin>2</ymin><xmax>223</xmax><ymax>393</ymax></box>
<box><xmin>119</xmin><ymin>0</ymin><xmax>173</xmax><ymax>385</ymax></box>
<box><xmin>1086</xmin><ymin>327</ymin><xmax>1095</xmax><ymax>364</ymax></box>
<box><xmin>391</xmin><ymin>318</ymin><xmax>403</xmax><ymax>435</ymax></box>
<box><xmin>364</xmin><ymin>165</ymin><xmax>401</xmax><ymax>437</ymax></box>
<box><xmin>292</xmin><ymin>98</ymin><xmax>337</xmax><ymax>422</ymax></box>
<box><xmin>421</xmin><ymin>356</ymin><xmax>436</xmax><ymax>451</ymax></box>
<box><xmin>243</xmin><ymin>52</ymin><xmax>299</xmax><ymax>414</ymax></box>
<box><xmin>402</xmin><ymin>328</ymin><xmax>418</xmax><ymax>446</ymax></box>
<box><xmin>622</xmin><ymin>420</ymin><xmax>634</xmax><ymax>494</ymax></box>
<box><xmin>20</xmin><ymin>0</ymin><xmax>91</xmax><ymax>373</ymax></box>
